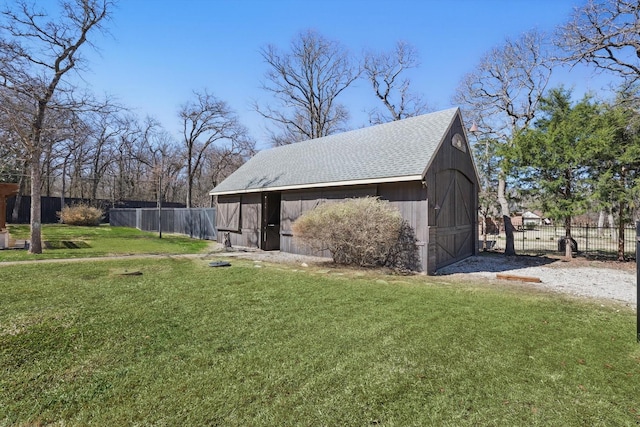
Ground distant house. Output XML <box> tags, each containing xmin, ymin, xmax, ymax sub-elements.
<box><xmin>511</xmin><ymin>211</ymin><xmax>548</xmax><ymax>229</ymax></box>
<box><xmin>209</xmin><ymin>108</ymin><xmax>480</xmax><ymax>274</ymax></box>
<box><xmin>522</xmin><ymin>211</ymin><xmax>543</xmax><ymax>226</ymax></box>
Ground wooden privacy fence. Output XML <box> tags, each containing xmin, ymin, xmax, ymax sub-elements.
<box><xmin>6</xmin><ymin>196</ymin><xmax>184</xmax><ymax>224</ymax></box>
<box><xmin>110</xmin><ymin>208</ymin><xmax>216</xmax><ymax>240</ymax></box>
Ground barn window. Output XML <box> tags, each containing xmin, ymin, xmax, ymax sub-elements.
<box><xmin>451</xmin><ymin>133</ymin><xmax>466</xmax><ymax>152</ymax></box>
<box><xmin>216</xmin><ymin>196</ymin><xmax>241</xmax><ymax>231</ymax></box>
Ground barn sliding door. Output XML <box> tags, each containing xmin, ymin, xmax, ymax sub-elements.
<box><xmin>434</xmin><ymin>170</ymin><xmax>475</xmax><ymax>269</ymax></box>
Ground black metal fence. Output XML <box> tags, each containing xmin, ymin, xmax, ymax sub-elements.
<box><xmin>484</xmin><ymin>224</ymin><xmax>637</xmax><ymax>260</ymax></box>
<box><xmin>110</xmin><ymin>208</ymin><xmax>216</xmax><ymax>240</ymax></box>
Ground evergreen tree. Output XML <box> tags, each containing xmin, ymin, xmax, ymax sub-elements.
<box><xmin>513</xmin><ymin>88</ymin><xmax>602</xmax><ymax>258</ymax></box>
<box><xmin>589</xmin><ymin>89</ymin><xmax>640</xmax><ymax>260</ymax></box>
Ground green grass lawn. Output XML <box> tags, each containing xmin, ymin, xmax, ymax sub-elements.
<box><xmin>1</xmin><ymin>224</ymin><xmax>210</xmax><ymax>261</ymax></box>
<box><xmin>1</xmin><ymin>257</ymin><xmax>638</xmax><ymax>426</ymax></box>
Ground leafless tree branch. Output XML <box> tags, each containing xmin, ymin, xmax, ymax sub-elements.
<box><xmin>363</xmin><ymin>41</ymin><xmax>430</xmax><ymax>124</ymax></box>
<box><xmin>257</xmin><ymin>29</ymin><xmax>360</xmax><ymax>145</ymax></box>
<box><xmin>557</xmin><ymin>0</ymin><xmax>639</xmax><ymax>84</ymax></box>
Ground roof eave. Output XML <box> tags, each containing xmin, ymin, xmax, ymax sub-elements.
<box><xmin>209</xmin><ymin>174</ymin><xmax>425</xmax><ymax>196</ymax></box>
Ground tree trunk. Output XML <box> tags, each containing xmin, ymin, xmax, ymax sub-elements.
<box><xmin>617</xmin><ymin>201</ymin><xmax>626</xmax><ymax>262</ymax></box>
<box><xmin>91</xmin><ymin>173</ymin><xmax>99</xmax><ymax>204</ymax></box>
<box><xmin>45</xmin><ymin>152</ymin><xmax>51</xmax><ymax>197</ymax></box>
<box><xmin>597</xmin><ymin>209</ymin><xmax>605</xmax><ymax>236</ymax></box>
<box><xmin>11</xmin><ymin>190</ymin><xmax>22</xmax><ymax>224</ymax></box>
<box><xmin>11</xmin><ymin>161</ymin><xmax>27</xmax><ymax>223</ymax></box>
<box><xmin>482</xmin><ymin>214</ymin><xmax>488</xmax><ymax>251</ymax></box>
<box><xmin>617</xmin><ymin>220</ymin><xmax>625</xmax><ymax>261</ymax></box>
<box><xmin>186</xmin><ymin>175</ymin><xmax>193</xmax><ymax>208</ymax></box>
<box><xmin>29</xmin><ymin>150</ymin><xmax>43</xmax><ymax>254</ymax></box>
<box><xmin>564</xmin><ymin>215</ymin><xmax>573</xmax><ymax>259</ymax></box>
<box><xmin>186</xmin><ymin>150</ymin><xmax>193</xmax><ymax>208</ymax></box>
<box><xmin>61</xmin><ymin>158</ymin><xmax>67</xmax><ymax>210</ymax></box>
<box><xmin>498</xmin><ymin>176</ymin><xmax>515</xmax><ymax>255</ymax></box>
<box><xmin>608</xmin><ymin>212</ymin><xmax>615</xmax><ymax>239</ymax></box>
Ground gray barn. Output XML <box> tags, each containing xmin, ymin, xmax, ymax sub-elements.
<box><xmin>209</xmin><ymin>108</ymin><xmax>479</xmax><ymax>274</ymax></box>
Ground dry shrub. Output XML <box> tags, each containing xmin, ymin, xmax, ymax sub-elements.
<box><xmin>58</xmin><ymin>203</ymin><xmax>104</xmax><ymax>226</ymax></box>
<box><xmin>292</xmin><ymin>196</ymin><xmax>420</xmax><ymax>272</ymax></box>
<box><xmin>384</xmin><ymin>220</ymin><xmax>422</xmax><ymax>273</ymax></box>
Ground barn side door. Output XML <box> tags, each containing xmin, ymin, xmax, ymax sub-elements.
<box><xmin>261</xmin><ymin>192</ymin><xmax>281</xmax><ymax>251</ymax></box>
<box><xmin>434</xmin><ymin>170</ymin><xmax>475</xmax><ymax>269</ymax></box>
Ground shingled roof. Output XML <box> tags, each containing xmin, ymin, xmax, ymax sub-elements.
<box><xmin>210</xmin><ymin>107</ymin><xmax>460</xmax><ymax>195</ymax></box>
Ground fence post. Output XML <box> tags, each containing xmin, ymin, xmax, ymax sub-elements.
<box><xmin>636</xmin><ymin>221</ymin><xmax>639</xmax><ymax>342</ymax></box>
<box><xmin>585</xmin><ymin>223</ymin><xmax>589</xmax><ymax>254</ymax></box>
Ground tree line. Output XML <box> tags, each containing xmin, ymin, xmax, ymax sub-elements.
<box><xmin>0</xmin><ymin>0</ymin><xmax>638</xmax><ymax>257</ymax></box>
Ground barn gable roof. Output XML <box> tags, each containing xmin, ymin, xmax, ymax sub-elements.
<box><xmin>210</xmin><ymin>107</ymin><xmax>462</xmax><ymax>195</ymax></box>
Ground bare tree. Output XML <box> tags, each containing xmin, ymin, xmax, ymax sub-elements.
<box><xmin>83</xmin><ymin>109</ymin><xmax>122</xmax><ymax>203</ymax></box>
<box><xmin>363</xmin><ymin>41</ymin><xmax>430</xmax><ymax>124</ymax></box>
<box><xmin>148</xmin><ymin>130</ymin><xmax>183</xmax><ymax>205</ymax></box>
<box><xmin>557</xmin><ymin>0</ymin><xmax>639</xmax><ymax>86</ymax></box>
<box><xmin>0</xmin><ymin>0</ymin><xmax>111</xmax><ymax>253</ymax></box>
<box><xmin>55</xmin><ymin>112</ymin><xmax>87</xmax><ymax>209</ymax></box>
<box><xmin>180</xmin><ymin>90</ymin><xmax>254</xmax><ymax>207</ymax></box>
<box><xmin>67</xmin><ymin>114</ymin><xmax>94</xmax><ymax>199</ymax></box>
<box><xmin>257</xmin><ymin>29</ymin><xmax>360</xmax><ymax>145</ymax></box>
<box><xmin>109</xmin><ymin>114</ymin><xmax>146</xmax><ymax>201</ymax></box>
<box><xmin>454</xmin><ymin>30</ymin><xmax>553</xmax><ymax>256</ymax></box>
<box><xmin>40</xmin><ymin>107</ymin><xmax>82</xmax><ymax>199</ymax></box>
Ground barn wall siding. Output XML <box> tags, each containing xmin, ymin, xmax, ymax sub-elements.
<box><xmin>279</xmin><ymin>184</ymin><xmax>428</xmax><ymax>266</ymax></box>
<box><xmin>377</xmin><ymin>182</ymin><xmax>428</xmax><ymax>271</ymax></box>
<box><xmin>280</xmin><ymin>187</ymin><xmax>377</xmax><ymax>258</ymax></box>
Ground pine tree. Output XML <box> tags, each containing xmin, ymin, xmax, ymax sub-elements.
<box><xmin>513</xmin><ymin>88</ymin><xmax>602</xmax><ymax>259</ymax></box>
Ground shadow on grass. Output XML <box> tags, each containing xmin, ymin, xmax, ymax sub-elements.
<box><xmin>44</xmin><ymin>240</ymin><xmax>91</xmax><ymax>250</ymax></box>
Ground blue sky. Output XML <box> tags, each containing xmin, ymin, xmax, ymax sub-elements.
<box><xmin>76</xmin><ymin>0</ymin><xmax>610</xmax><ymax>149</ymax></box>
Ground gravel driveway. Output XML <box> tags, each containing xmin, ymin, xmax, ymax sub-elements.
<box><xmin>436</xmin><ymin>253</ymin><xmax>637</xmax><ymax>309</ymax></box>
